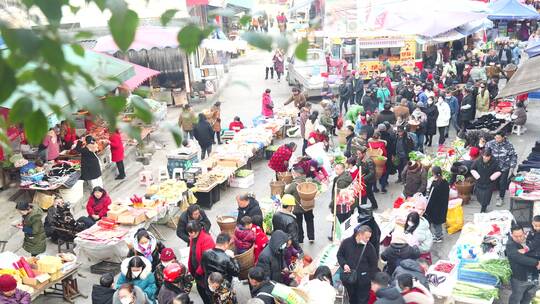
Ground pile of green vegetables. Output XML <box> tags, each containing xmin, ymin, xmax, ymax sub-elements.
<box><xmin>453</xmin><ymin>282</ymin><xmax>499</xmax><ymax>300</ymax></box>
<box><xmin>334</xmin><ymin>155</ymin><xmax>346</xmax><ymax>164</ymax></box>
<box><xmin>463</xmin><ymin>259</ymin><xmax>512</xmax><ymax>284</ymax></box>
<box><xmin>263</xmin><ymin>212</ymin><xmax>273</xmax><ymax>234</ymax></box>
<box><xmin>235</xmin><ymin>169</ymin><xmax>253</xmax><ymax>178</ymax></box>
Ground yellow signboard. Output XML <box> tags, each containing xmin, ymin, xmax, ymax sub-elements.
<box><xmin>358</xmin><ymin>39</ymin><xmax>418</xmax><ymax>78</ymax></box>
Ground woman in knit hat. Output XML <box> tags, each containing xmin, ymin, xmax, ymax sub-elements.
<box><xmin>0</xmin><ymin>274</ymin><xmax>30</xmax><ymax>304</ymax></box>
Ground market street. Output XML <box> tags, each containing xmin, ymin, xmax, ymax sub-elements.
<box><xmin>9</xmin><ymin>48</ymin><xmax>534</xmax><ymax>303</ymax></box>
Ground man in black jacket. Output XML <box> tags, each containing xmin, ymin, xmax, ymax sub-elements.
<box><xmin>257</xmin><ymin>230</ymin><xmax>289</xmax><ymax>282</ymax></box>
<box><xmin>176</xmin><ymin>204</ymin><xmax>212</xmax><ymax>244</ymax></box>
<box><xmin>236</xmin><ymin>193</ymin><xmax>263</xmax><ymax>227</ymax></box>
<box><xmin>337</xmin><ymin>225</ymin><xmax>379</xmax><ymax>304</ymax></box>
<box><xmin>272</xmin><ymin>194</ymin><xmax>303</xmax><ymax>254</ymax></box>
<box><xmin>91</xmin><ymin>273</ymin><xmax>115</xmax><ymax>304</ymax></box>
<box><xmin>459</xmin><ymin>86</ymin><xmax>475</xmax><ymax>131</ymax></box>
<box><xmin>507</xmin><ymin>225</ymin><xmax>540</xmax><ymax>304</ymax></box>
<box><xmin>193</xmin><ymin>113</ymin><xmax>214</xmax><ymax>159</ymax></box>
<box><xmin>201</xmin><ymin>233</ymin><xmax>240</xmax><ymax>284</ymax></box>
<box><xmin>352</xmin><ymin>72</ymin><xmax>364</xmax><ymax>105</ymax></box>
<box><xmin>339</xmin><ymin>76</ymin><xmax>352</xmax><ymax>114</ymax></box>
<box><xmin>357</xmin><ymin>146</ymin><xmax>378</xmax><ymax>210</ymax></box>
<box><xmin>376</xmin><ymin>103</ymin><xmax>397</xmax><ymax>125</ymax></box>
<box><xmin>248</xmin><ymin>267</ymin><xmax>276</xmax><ymax>304</ymax></box>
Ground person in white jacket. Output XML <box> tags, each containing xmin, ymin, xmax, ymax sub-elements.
<box><xmin>397</xmin><ymin>273</ymin><xmax>434</xmax><ymax>304</ymax></box>
<box><xmin>435</xmin><ymin>96</ymin><xmax>451</xmax><ymax>147</ymax></box>
<box><xmin>300</xmin><ymin>266</ymin><xmax>337</xmax><ymax>304</ymax></box>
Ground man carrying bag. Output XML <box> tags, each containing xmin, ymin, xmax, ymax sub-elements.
<box><xmin>337</xmin><ymin>225</ymin><xmax>379</xmax><ymax>304</ymax></box>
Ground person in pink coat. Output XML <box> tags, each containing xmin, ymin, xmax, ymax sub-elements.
<box><xmin>108</xmin><ymin>129</ymin><xmax>125</xmax><ymax>180</ymax></box>
<box><xmin>262</xmin><ymin>89</ymin><xmax>274</xmax><ymax>117</ymax></box>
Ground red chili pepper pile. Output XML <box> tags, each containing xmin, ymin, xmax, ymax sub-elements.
<box><xmin>434</xmin><ymin>262</ymin><xmax>455</xmax><ymax>273</ymax></box>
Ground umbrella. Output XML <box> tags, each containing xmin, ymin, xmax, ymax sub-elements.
<box><xmin>93</xmin><ymin>26</ymin><xmax>180</xmax><ymax>53</ymax></box>
<box><xmin>488</xmin><ymin>0</ymin><xmax>540</xmax><ymax>20</ymax></box>
<box><xmin>525</xmin><ymin>40</ymin><xmax>540</xmax><ymax>58</ymax></box>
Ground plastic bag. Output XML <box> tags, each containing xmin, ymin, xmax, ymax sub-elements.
<box><xmin>446</xmin><ymin>203</ymin><xmax>464</xmax><ymax>234</ymax></box>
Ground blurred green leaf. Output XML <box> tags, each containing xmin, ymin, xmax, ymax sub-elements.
<box><xmin>242</xmin><ymin>32</ymin><xmax>272</xmax><ymax>51</ymax></box>
<box><xmin>108</xmin><ymin>9</ymin><xmax>139</xmax><ymax>52</ymax></box>
<box><xmin>1</xmin><ymin>29</ymin><xmax>41</xmax><ymax>58</ymax></box>
<box><xmin>69</xmin><ymin>4</ymin><xmax>80</xmax><ymax>14</ymax></box>
<box><xmin>34</xmin><ymin>68</ymin><xmax>59</xmax><ymax>94</ymax></box>
<box><xmin>34</xmin><ymin>0</ymin><xmax>64</xmax><ymax>23</ymax></box>
<box><xmin>178</xmin><ymin>24</ymin><xmax>213</xmax><ymax>54</ymax></box>
<box><xmin>71</xmin><ymin>44</ymin><xmax>85</xmax><ymax>57</ymax></box>
<box><xmin>106</xmin><ymin>96</ymin><xmax>127</xmax><ymax>113</ymax></box>
<box><xmin>0</xmin><ymin>58</ymin><xmax>17</xmax><ymax>103</ymax></box>
<box><xmin>160</xmin><ymin>9</ymin><xmax>178</xmax><ymax>26</ymax></box>
<box><xmin>122</xmin><ymin>124</ymin><xmax>141</xmax><ymax>142</ymax></box>
<box><xmin>41</xmin><ymin>38</ymin><xmax>65</xmax><ymax>68</ymax></box>
<box><xmin>9</xmin><ymin>98</ymin><xmax>32</xmax><ymax>123</ymax></box>
<box><xmin>239</xmin><ymin>15</ymin><xmax>252</xmax><ymax>26</ymax></box>
<box><xmin>295</xmin><ymin>38</ymin><xmax>309</xmax><ymax>61</ymax></box>
<box><xmin>24</xmin><ymin>110</ymin><xmax>48</xmax><ymax>145</ymax></box>
<box><xmin>93</xmin><ymin>0</ymin><xmax>106</xmax><ymax>10</ymax></box>
<box><xmin>166</xmin><ymin>123</ymin><xmax>183</xmax><ymax>146</ymax></box>
<box><xmin>131</xmin><ymin>97</ymin><xmax>153</xmax><ymax>124</ymax></box>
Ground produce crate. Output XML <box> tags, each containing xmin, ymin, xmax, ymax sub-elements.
<box><xmin>90</xmin><ymin>261</ymin><xmax>121</xmax><ymax>275</ymax></box>
<box><xmin>230</xmin><ymin>174</ymin><xmax>255</xmax><ymax>188</ymax></box>
<box><xmin>457</xmin><ymin>261</ymin><xmax>499</xmax><ymax>286</ymax></box>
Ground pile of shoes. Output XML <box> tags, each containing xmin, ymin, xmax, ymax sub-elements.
<box><xmin>517</xmin><ymin>141</ymin><xmax>540</xmax><ymax>172</ymax></box>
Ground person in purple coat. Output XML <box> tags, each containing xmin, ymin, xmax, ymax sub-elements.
<box><xmin>0</xmin><ymin>274</ymin><xmax>31</xmax><ymax>304</ymax></box>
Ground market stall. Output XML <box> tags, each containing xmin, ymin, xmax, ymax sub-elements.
<box><xmin>0</xmin><ymin>251</ymin><xmax>83</xmax><ymax>302</ymax></box>
<box><xmin>74</xmin><ymin>180</ymin><xmax>188</xmax><ymax>263</ymax></box>
<box><xmin>427</xmin><ymin>210</ymin><xmax>514</xmax><ymax>303</ymax></box>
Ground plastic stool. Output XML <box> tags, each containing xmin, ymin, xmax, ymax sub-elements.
<box><xmin>139</xmin><ymin>170</ymin><xmax>154</xmax><ymax>186</ymax></box>
<box><xmin>172</xmin><ymin>168</ymin><xmax>183</xmax><ymax>180</ymax></box>
<box><xmin>512</xmin><ymin>124</ymin><xmax>526</xmax><ymax>136</ymax></box>
<box><xmin>158</xmin><ymin>167</ymin><xmax>169</xmax><ymax>181</ymax></box>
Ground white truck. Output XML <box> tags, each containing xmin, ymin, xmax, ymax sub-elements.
<box><xmin>286</xmin><ymin>48</ymin><xmax>340</xmax><ymax>98</ymax></box>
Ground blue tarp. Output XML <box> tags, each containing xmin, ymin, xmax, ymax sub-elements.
<box><xmin>488</xmin><ymin>0</ymin><xmax>540</xmax><ymax>20</ymax></box>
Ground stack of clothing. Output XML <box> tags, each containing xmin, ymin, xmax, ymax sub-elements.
<box><xmin>468</xmin><ymin>114</ymin><xmax>507</xmax><ymax>131</ymax></box>
<box><xmin>518</xmin><ymin>141</ymin><xmax>540</xmax><ymax>173</ymax></box>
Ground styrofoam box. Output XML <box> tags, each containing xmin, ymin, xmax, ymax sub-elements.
<box><xmin>229</xmin><ymin>174</ymin><xmax>255</xmax><ymax>188</ymax></box>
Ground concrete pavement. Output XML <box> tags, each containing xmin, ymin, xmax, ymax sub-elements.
<box><xmin>21</xmin><ymin>48</ymin><xmax>540</xmax><ymax>303</ymax></box>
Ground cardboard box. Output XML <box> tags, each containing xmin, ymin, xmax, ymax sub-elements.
<box><xmin>216</xmin><ymin>159</ymin><xmax>241</xmax><ymax>168</ymax></box>
<box><xmin>117</xmin><ymin>211</ymin><xmax>147</xmax><ymax>225</ymax></box>
<box><xmin>107</xmin><ymin>205</ymin><xmax>129</xmax><ymax>221</ymax></box>
<box><xmin>22</xmin><ymin>273</ymin><xmax>50</xmax><ymax>287</ymax></box>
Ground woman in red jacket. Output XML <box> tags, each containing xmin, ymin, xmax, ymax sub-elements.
<box><xmin>187</xmin><ymin>221</ymin><xmax>215</xmax><ymax>304</ymax></box>
<box><xmin>108</xmin><ymin>129</ymin><xmax>125</xmax><ymax>180</ymax></box>
<box><xmin>60</xmin><ymin>120</ymin><xmax>77</xmax><ymax>151</ymax></box>
<box><xmin>86</xmin><ymin>186</ymin><xmax>111</xmax><ymax>223</ymax></box>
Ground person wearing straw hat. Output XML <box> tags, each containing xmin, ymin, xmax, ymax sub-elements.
<box><xmin>284</xmin><ymin>167</ymin><xmax>313</xmax><ymax>244</ymax></box>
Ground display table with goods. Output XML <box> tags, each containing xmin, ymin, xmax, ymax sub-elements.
<box><xmin>74</xmin><ymin>192</ymin><xmax>177</xmax><ymax>263</ymax></box>
<box><xmin>465</xmin><ymin>103</ymin><xmax>514</xmax><ymax>134</ymax></box>
<box><xmin>427</xmin><ymin>210</ymin><xmax>514</xmax><ymax>304</ymax></box>
<box><xmin>0</xmin><ymin>251</ymin><xmax>83</xmax><ymax>302</ymax></box>
<box><xmin>508</xmin><ymin>171</ymin><xmax>540</xmax><ymax>227</ymax></box>
<box><xmin>14</xmin><ymin>160</ymin><xmax>83</xmax><ymax>208</ymax></box>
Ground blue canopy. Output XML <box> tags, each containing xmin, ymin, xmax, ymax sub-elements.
<box><xmin>488</xmin><ymin>0</ymin><xmax>540</xmax><ymax>20</ymax></box>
